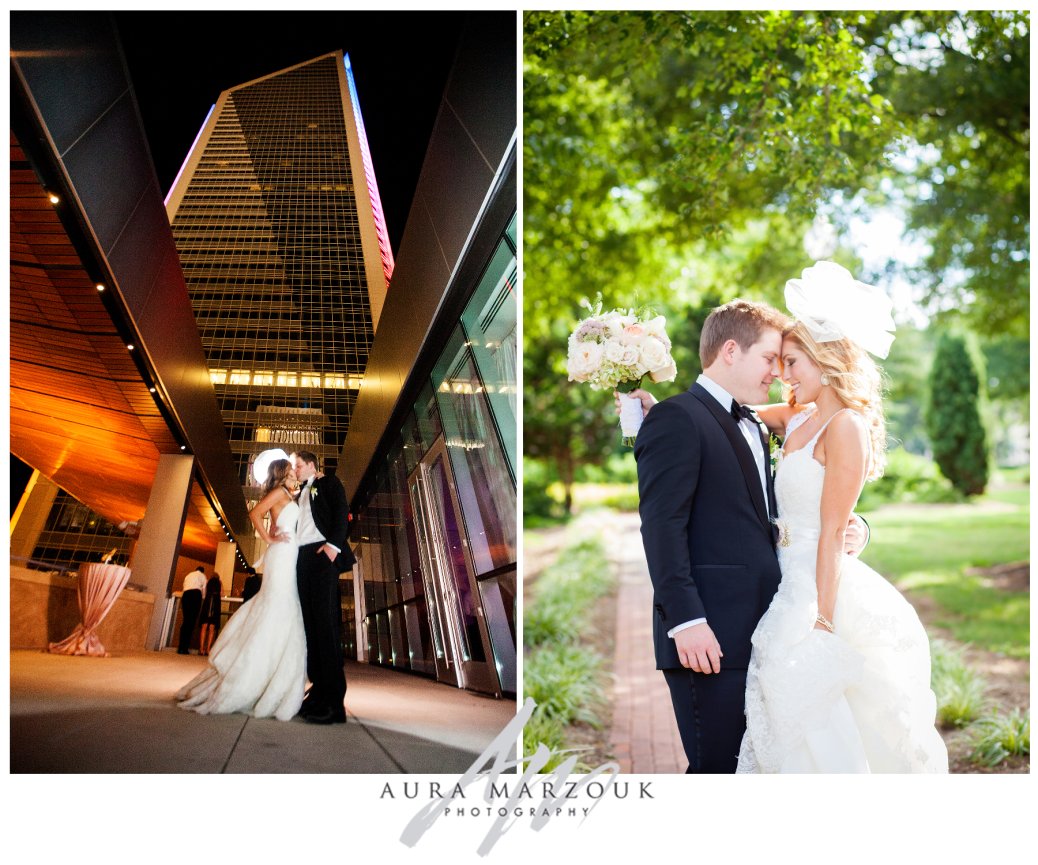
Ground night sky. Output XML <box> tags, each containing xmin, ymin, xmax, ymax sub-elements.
<box><xmin>10</xmin><ymin>9</ymin><xmax>516</xmax><ymax>513</ymax></box>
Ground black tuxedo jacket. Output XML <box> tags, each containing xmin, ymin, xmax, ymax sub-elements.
<box><xmin>306</xmin><ymin>473</ymin><xmax>356</xmax><ymax>573</ymax></box>
<box><xmin>635</xmin><ymin>382</ymin><xmax>781</xmax><ymax>670</ymax></box>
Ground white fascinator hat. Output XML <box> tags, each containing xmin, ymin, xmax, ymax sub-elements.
<box><xmin>252</xmin><ymin>448</ymin><xmax>290</xmax><ymax>485</ymax></box>
<box><xmin>784</xmin><ymin>261</ymin><xmax>896</xmax><ymax>359</ymax></box>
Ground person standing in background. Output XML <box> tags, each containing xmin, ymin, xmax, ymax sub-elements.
<box><xmin>198</xmin><ymin>573</ymin><xmax>223</xmax><ymax>656</ymax></box>
<box><xmin>241</xmin><ymin>571</ymin><xmax>261</xmax><ymax>604</ymax></box>
<box><xmin>178</xmin><ymin>566</ymin><xmax>207</xmax><ymax>655</ymax></box>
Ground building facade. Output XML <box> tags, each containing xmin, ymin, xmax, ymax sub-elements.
<box><xmin>340</xmin><ymin>14</ymin><xmax>517</xmax><ymax>697</ymax></box>
<box><xmin>165</xmin><ymin>52</ymin><xmax>391</xmax><ymax>532</ymax></box>
<box><xmin>11</xmin><ymin>15</ymin><xmax>517</xmax><ymax>697</ymax></box>
<box><xmin>350</xmin><ymin>216</ymin><xmax>517</xmax><ymax>697</ymax></box>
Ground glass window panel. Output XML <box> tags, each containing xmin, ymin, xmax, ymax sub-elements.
<box><xmin>400</xmin><ymin>409</ymin><xmax>422</xmax><ymax>474</ymax></box>
<box><xmin>431</xmin><ymin>327</ymin><xmax>517</xmax><ymax>575</ymax></box>
<box><xmin>404</xmin><ymin>599</ymin><xmax>435</xmax><ymax>675</ymax></box>
<box><xmin>478</xmin><ymin>570</ymin><xmax>517</xmax><ymax>694</ymax></box>
<box><xmin>389</xmin><ymin>607</ymin><xmax>409</xmax><ymax>668</ymax></box>
<box><xmin>459</xmin><ymin>237</ymin><xmax>516</xmax><ymax>477</ymax></box>
<box><xmin>505</xmin><ymin>212</ymin><xmax>516</xmax><ymax>249</ymax></box>
<box><xmin>376</xmin><ymin>611</ymin><xmax>392</xmax><ymax>666</ymax></box>
<box><xmin>414</xmin><ymin>380</ymin><xmax>442</xmax><ymax>450</ymax></box>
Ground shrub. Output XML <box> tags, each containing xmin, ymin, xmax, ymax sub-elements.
<box><xmin>521</xmin><ymin>710</ymin><xmax>567</xmax><ymax>769</ymax></box>
<box><xmin>857</xmin><ymin>448</ymin><xmax>962</xmax><ymax>510</ymax></box>
<box><xmin>600</xmin><ymin>488</ymin><xmax>641</xmax><ymax>511</ymax></box>
<box><xmin>523</xmin><ymin>533</ymin><xmax>614</xmax><ymax>772</ymax></box>
<box><xmin>524</xmin><ymin>458</ymin><xmax>567</xmax><ymax>526</ymax></box>
<box><xmin>969</xmin><ymin>709</ymin><xmax>1030</xmax><ymax>767</ymax></box>
<box><xmin>930</xmin><ymin>639</ymin><xmax>988</xmax><ymax>728</ymax></box>
<box><xmin>524</xmin><ymin>642</ymin><xmax>606</xmax><ymax>726</ymax></box>
<box><xmin>577</xmin><ymin>451</ymin><xmax>639</xmax><ymax>485</ymax></box>
<box><xmin>925</xmin><ymin>332</ymin><xmax>991</xmax><ymax>496</ymax></box>
<box><xmin>524</xmin><ymin>539</ymin><xmax>611</xmax><ymax>648</ymax></box>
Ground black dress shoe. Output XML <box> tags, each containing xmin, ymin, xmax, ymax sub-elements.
<box><xmin>303</xmin><ymin>705</ymin><xmax>346</xmax><ymax>724</ymax></box>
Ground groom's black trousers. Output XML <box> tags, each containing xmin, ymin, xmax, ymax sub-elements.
<box><xmin>663</xmin><ymin>667</ymin><xmax>748</xmax><ymax>773</ymax></box>
<box><xmin>297</xmin><ymin>542</ymin><xmax>347</xmax><ymax>710</ymax></box>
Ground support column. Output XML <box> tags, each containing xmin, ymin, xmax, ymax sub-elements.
<box><xmin>215</xmin><ymin>541</ymin><xmax>237</xmax><ymax>591</ymax></box>
<box><xmin>9</xmin><ymin>470</ymin><xmax>60</xmax><ymax>563</ymax></box>
<box><xmin>130</xmin><ymin>454</ymin><xmax>194</xmax><ymax>650</ymax></box>
<box><xmin>352</xmin><ymin>561</ymin><xmax>367</xmax><ymax>662</ymax></box>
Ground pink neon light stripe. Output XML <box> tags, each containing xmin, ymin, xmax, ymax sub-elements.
<box><xmin>165</xmin><ymin>103</ymin><xmax>215</xmax><ymax>206</ymax></box>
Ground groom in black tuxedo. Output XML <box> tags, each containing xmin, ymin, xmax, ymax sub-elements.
<box><xmin>635</xmin><ymin>300</ymin><xmax>789</xmax><ymax>772</ymax></box>
<box><xmin>293</xmin><ymin>451</ymin><xmax>356</xmax><ymax>724</ymax></box>
<box><xmin>635</xmin><ymin>300</ymin><xmax>866</xmax><ymax>772</ymax></box>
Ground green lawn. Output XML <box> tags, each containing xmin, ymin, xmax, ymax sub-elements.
<box><xmin>861</xmin><ymin>485</ymin><xmax>1029</xmax><ymax>659</ymax></box>
<box><xmin>534</xmin><ymin>478</ymin><xmax>1030</xmax><ymax>659</ymax></box>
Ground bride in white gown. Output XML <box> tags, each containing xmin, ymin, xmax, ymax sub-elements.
<box><xmin>737</xmin><ymin>262</ymin><xmax>947</xmax><ymax>772</ymax></box>
<box><xmin>176</xmin><ymin>458</ymin><xmax>306</xmax><ymax>721</ymax></box>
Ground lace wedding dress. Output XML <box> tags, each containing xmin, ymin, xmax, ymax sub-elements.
<box><xmin>737</xmin><ymin>410</ymin><xmax>948</xmax><ymax>773</ymax></box>
<box><xmin>177</xmin><ymin>500</ymin><xmax>305</xmax><ymax>721</ymax></box>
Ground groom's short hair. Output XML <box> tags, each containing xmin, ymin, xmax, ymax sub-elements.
<box><xmin>295</xmin><ymin>451</ymin><xmax>319</xmax><ymax>469</ymax></box>
<box><xmin>700</xmin><ymin>299</ymin><xmax>789</xmax><ymax>368</ymax></box>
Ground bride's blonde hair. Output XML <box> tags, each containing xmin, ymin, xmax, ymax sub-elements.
<box><xmin>783</xmin><ymin>322</ymin><xmax>887</xmax><ymax>480</ymax></box>
<box><xmin>261</xmin><ymin>459</ymin><xmax>293</xmax><ymax>497</ymax></box>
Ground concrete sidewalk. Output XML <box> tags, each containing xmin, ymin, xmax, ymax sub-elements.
<box><xmin>606</xmin><ymin>511</ymin><xmax>686</xmax><ymax>773</ymax></box>
<box><xmin>9</xmin><ymin>650</ymin><xmax>516</xmax><ymax>773</ymax></box>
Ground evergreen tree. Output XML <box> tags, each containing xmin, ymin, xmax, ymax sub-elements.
<box><xmin>926</xmin><ymin>333</ymin><xmax>991</xmax><ymax>495</ymax></box>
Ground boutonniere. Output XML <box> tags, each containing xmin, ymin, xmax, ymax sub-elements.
<box><xmin>768</xmin><ymin>432</ymin><xmax>783</xmax><ymax>472</ymax></box>
<box><xmin>310</xmin><ymin>485</ymin><xmax>319</xmax><ymax>500</ymax></box>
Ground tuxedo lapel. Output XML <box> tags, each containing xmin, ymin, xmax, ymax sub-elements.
<box><xmin>309</xmin><ymin>476</ymin><xmax>329</xmax><ymax>531</ymax></box>
<box><xmin>758</xmin><ymin>423</ymin><xmax>779</xmax><ymax>542</ymax></box>
<box><xmin>690</xmin><ymin>383</ymin><xmax>771</xmax><ymax>532</ymax></box>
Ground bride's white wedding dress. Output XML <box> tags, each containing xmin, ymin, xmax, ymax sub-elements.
<box><xmin>177</xmin><ymin>500</ymin><xmax>305</xmax><ymax>721</ymax></box>
<box><xmin>737</xmin><ymin>410</ymin><xmax>948</xmax><ymax>773</ymax></box>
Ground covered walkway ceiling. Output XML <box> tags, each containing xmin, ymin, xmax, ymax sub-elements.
<box><xmin>10</xmin><ymin>132</ymin><xmax>226</xmax><ymax>560</ymax></box>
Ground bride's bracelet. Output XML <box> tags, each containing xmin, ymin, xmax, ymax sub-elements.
<box><xmin>815</xmin><ymin>614</ymin><xmax>835</xmax><ymax>633</ymax></box>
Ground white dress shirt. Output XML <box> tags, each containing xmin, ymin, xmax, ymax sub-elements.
<box><xmin>183</xmin><ymin>569</ymin><xmax>206</xmax><ymax>595</ymax></box>
<box><xmin>296</xmin><ymin>477</ymin><xmax>340</xmax><ymax>553</ymax></box>
<box><xmin>668</xmin><ymin>374</ymin><xmax>770</xmax><ymax>640</ymax></box>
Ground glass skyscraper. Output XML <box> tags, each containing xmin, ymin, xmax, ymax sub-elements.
<box><xmin>165</xmin><ymin>52</ymin><xmax>391</xmax><ymax>523</ymax></box>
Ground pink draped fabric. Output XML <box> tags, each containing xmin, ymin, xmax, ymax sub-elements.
<box><xmin>48</xmin><ymin>563</ymin><xmax>132</xmax><ymax>657</ymax></box>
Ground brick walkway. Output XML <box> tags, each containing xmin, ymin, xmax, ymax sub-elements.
<box><xmin>607</xmin><ymin>512</ymin><xmax>686</xmax><ymax>773</ymax></box>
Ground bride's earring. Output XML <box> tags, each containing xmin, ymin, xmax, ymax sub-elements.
<box><xmin>820</xmin><ymin>374</ymin><xmax>830</xmax><ymax>386</ymax></box>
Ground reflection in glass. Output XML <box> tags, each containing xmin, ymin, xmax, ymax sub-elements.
<box><xmin>427</xmin><ymin>452</ymin><xmax>486</xmax><ymax>663</ymax></box>
<box><xmin>460</xmin><ymin>237</ymin><xmax>517</xmax><ymax>475</ymax></box>
<box><xmin>433</xmin><ymin>328</ymin><xmax>516</xmax><ymax>575</ymax></box>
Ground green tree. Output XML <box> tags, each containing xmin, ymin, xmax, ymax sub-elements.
<box><xmin>925</xmin><ymin>332</ymin><xmax>991</xmax><ymax>495</ymax></box>
<box><xmin>862</xmin><ymin>11</ymin><xmax>1029</xmax><ymax>337</ymax></box>
<box><xmin>523</xmin><ymin>10</ymin><xmax>1027</xmax><ymax>496</ymax></box>
<box><xmin>880</xmin><ymin>325</ymin><xmax>936</xmax><ymax>455</ymax></box>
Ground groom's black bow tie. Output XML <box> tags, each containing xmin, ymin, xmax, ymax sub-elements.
<box><xmin>731</xmin><ymin>400</ymin><xmax>755</xmax><ymax>423</ymax></box>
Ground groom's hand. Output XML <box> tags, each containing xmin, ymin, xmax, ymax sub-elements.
<box><xmin>675</xmin><ymin>623</ymin><xmax>723</xmax><ymax>674</ymax></box>
<box><xmin>843</xmin><ymin>514</ymin><xmax>868</xmax><ymax>557</ymax></box>
<box><xmin>612</xmin><ymin>388</ymin><xmax>656</xmax><ymax>418</ymax></box>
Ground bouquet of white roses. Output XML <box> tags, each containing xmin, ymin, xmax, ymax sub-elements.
<box><xmin>566</xmin><ymin>296</ymin><xmax>677</xmax><ymax>445</ymax></box>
